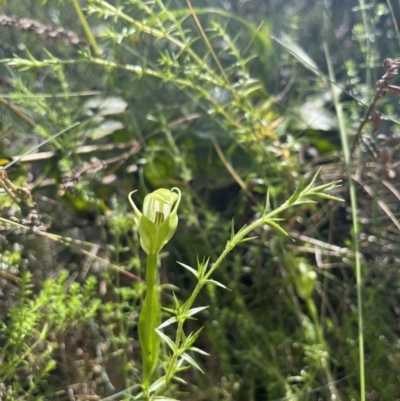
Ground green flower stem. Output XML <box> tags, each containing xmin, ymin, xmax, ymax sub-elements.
<box><xmin>140</xmin><ymin>253</ymin><xmax>161</xmax><ymax>387</ymax></box>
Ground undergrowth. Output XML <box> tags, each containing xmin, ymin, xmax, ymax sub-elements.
<box><xmin>0</xmin><ymin>0</ymin><xmax>400</xmax><ymax>400</ymax></box>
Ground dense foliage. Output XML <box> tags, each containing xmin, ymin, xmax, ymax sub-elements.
<box><xmin>1</xmin><ymin>0</ymin><xmax>400</xmax><ymax>400</ymax></box>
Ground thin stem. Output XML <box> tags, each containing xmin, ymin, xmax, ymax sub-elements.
<box><xmin>8</xmin><ymin>55</ymin><xmax>239</xmax><ymax>129</ymax></box>
<box><xmin>323</xmin><ymin>41</ymin><xmax>365</xmax><ymax>401</ymax></box>
<box><xmin>70</xmin><ymin>0</ymin><xmax>101</xmax><ymax>56</ymax></box>
<box><xmin>141</xmin><ymin>254</ymin><xmax>161</xmax><ymax>388</ymax></box>
<box><xmin>358</xmin><ymin>0</ymin><xmax>371</xmax><ymax>90</ymax></box>
<box><xmin>165</xmin><ymin>197</ymin><xmax>293</xmax><ymax>383</ymax></box>
<box><xmin>386</xmin><ymin>0</ymin><xmax>400</xmax><ymax>51</ymax></box>
<box><xmin>306</xmin><ymin>298</ymin><xmax>341</xmax><ymax>400</ymax></box>
<box><xmin>0</xmin><ymin>97</ymin><xmax>36</xmax><ymax>127</ymax></box>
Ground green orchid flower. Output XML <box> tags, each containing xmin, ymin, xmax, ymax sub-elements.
<box><xmin>129</xmin><ymin>188</ymin><xmax>181</xmax><ymax>256</ymax></box>
<box><xmin>128</xmin><ymin>187</ymin><xmax>181</xmax><ymax>387</ymax></box>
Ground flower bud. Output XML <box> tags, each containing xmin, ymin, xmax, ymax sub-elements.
<box><xmin>129</xmin><ymin>188</ymin><xmax>181</xmax><ymax>255</ymax></box>
<box><xmin>294</xmin><ymin>259</ymin><xmax>317</xmax><ymax>301</ymax></box>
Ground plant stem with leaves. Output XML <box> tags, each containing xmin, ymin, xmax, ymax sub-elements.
<box><xmin>159</xmin><ymin>174</ymin><xmax>343</xmax><ymax>393</ymax></box>
<box><xmin>129</xmin><ymin>188</ymin><xmax>181</xmax><ymax>391</ymax></box>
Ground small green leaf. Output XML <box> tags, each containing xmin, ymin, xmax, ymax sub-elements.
<box><xmin>181</xmin><ymin>353</ymin><xmax>204</xmax><ymax>373</ymax></box>
<box><xmin>293</xmin><ymin>199</ymin><xmax>317</xmax><ymax>205</ymax></box>
<box><xmin>303</xmin><ymin>168</ymin><xmax>322</xmax><ymax>193</ymax></box>
<box><xmin>161</xmin><ymin>307</ymin><xmax>176</xmax><ymax>315</ymax></box>
<box><xmin>275</xmin><ymin>33</ymin><xmax>321</xmax><ymax>77</ymax></box>
<box><xmin>205</xmin><ymin>279</ymin><xmax>229</xmax><ymax>290</ymax></box>
<box><xmin>158</xmin><ymin>316</ymin><xmax>179</xmax><ymax>330</ymax></box>
<box><xmin>148</xmin><ymin>377</ymin><xmax>167</xmax><ymax>394</ymax></box>
<box><xmin>172</xmin><ymin>375</ymin><xmax>187</xmax><ymax>384</ymax></box>
<box><xmin>189</xmin><ymin>346</ymin><xmax>210</xmax><ymax>356</ymax></box>
<box><xmin>309</xmin><ymin>193</ymin><xmax>344</xmax><ymax>202</ymax></box>
<box><xmin>185</xmin><ymin>306</ymin><xmax>208</xmax><ymax>317</ymax></box>
<box><xmin>182</xmin><ymin>327</ymin><xmax>204</xmax><ymax>349</ymax></box>
<box><xmin>197</xmin><ymin>257</ymin><xmax>210</xmax><ymax>277</ymax></box>
<box><xmin>173</xmin><ymin>292</ymin><xmax>181</xmax><ymax>310</ymax></box>
<box><xmin>264</xmin><ymin>219</ymin><xmax>289</xmax><ymax>237</ymax></box>
<box><xmin>155</xmin><ymin>329</ymin><xmax>175</xmax><ymax>350</ymax></box>
<box><xmin>177</xmin><ymin>261</ymin><xmax>198</xmax><ymax>278</ymax></box>
<box><xmin>238</xmin><ymin>236</ymin><xmax>258</xmax><ymax>244</ymax></box>
<box><xmin>235</xmin><ymin>224</ymin><xmax>248</xmax><ymax>236</ymax></box>
<box><xmin>230</xmin><ymin>218</ymin><xmax>235</xmax><ymax>240</ymax></box>
<box><xmin>287</xmin><ymin>182</ymin><xmax>304</xmax><ymax>205</ymax></box>
<box><xmin>309</xmin><ymin>180</ymin><xmax>342</xmax><ymax>193</ymax></box>
<box><xmin>263</xmin><ymin>189</ymin><xmax>271</xmax><ymax>216</ymax></box>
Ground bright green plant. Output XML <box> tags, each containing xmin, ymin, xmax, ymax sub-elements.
<box><xmin>2</xmin><ymin>0</ymin><xmax>400</xmax><ymax>399</ymax></box>
<box><xmin>129</xmin><ymin>176</ymin><xmax>342</xmax><ymax>400</ymax></box>
<box><xmin>0</xmin><ymin>271</ymin><xmax>101</xmax><ymax>400</ymax></box>
<box><xmin>129</xmin><ymin>188</ymin><xmax>181</xmax><ymax>388</ymax></box>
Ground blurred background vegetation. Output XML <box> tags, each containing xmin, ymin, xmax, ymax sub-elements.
<box><xmin>1</xmin><ymin>0</ymin><xmax>400</xmax><ymax>400</ymax></box>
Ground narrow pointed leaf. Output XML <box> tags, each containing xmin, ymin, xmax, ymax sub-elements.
<box><xmin>293</xmin><ymin>199</ymin><xmax>317</xmax><ymax>205</ymax></box>
<box><xmin>160</xmin><ymin>283</ymin><xmax>179</xmax><ymax>291</ymax></box>
<box><xmin>185</xmin><ymin>306</ymin><xmax>208</xmax><ymax>317</ymax></box>
<box><xmin>148</xmin><ymin>377</ymin><xmax>167</xmax><ymax>393</ymax></box>
<box><xmin>263</xmin><ymin>189</ymin><xmax>271</xmax><ymax>216</ymax></box>
<box><xmin>264</xmin><ymin>220</ymin><xmax>289</xmax><ymax>237</ymax></box>
<box><xmin>177</xmin><ymin>261</ymin><xmax>198</xmax><ymax>278</ymax></box>
<box><xmin>238</xmin><ymin>236</ymin><xmax>258</xmax><ymax>244</ymax></box>
<box><xmin>173</xmin><ymin>292</ymin><xmax>180</xmax><ymax>310</ymax></box>
<box><xmin>158</xmin><ymin>316</ymin><xmax>179</xmax><ymax>330</ymax></box>
<box><xmin>172</xmin><ymin>376</ymin><xmax>187</xmax><ymax>384</ymax></box>
<box><xmin>287</xmin><ymin>182</ymin><xmax>304</xmax><ymax>205</ymax></box>
<box><xmin>274</xmin><ymin>33</ymin><xmax>321</xmax><ymax>77</ymax></box>
<box><xmin>268</xmin><ymin>217</ymin><xmax>285</xmax><ymax>222</ymax></box>
<box><xmin>181</xmin><ymin>353</ymin><xmax>204</xmax><ymax>373</ymax></box>
<box><xmin>202</xmin><ymin>257</ymin><xmax>211</xmax><ymax>274</ymax></box>
<box><xmin>134</xmin><ymin>391</ymin><xmax>145</xmax><ymax>400</ymax></box>
<box><xmin>236</xmin><ymin>224</ymin><xmax>248</xmax><ymax>236</ymax></box>
<box><xmin>155</xmin><ymin>329</ymin><xmax>175</xmax><ymax>350</ymax></box>
<box><xmin>309</xmin><ymin>193</ymin><xmax>344</xmax><ymax>202</ymax></box>
<box><xmin>196</xmin><ymin>256</ymin><xmax>205</xmax><ymax>278</ymax></box>
<box><xmin>183</xmin><ymin>327</ymin><xmax>204</xmax><ymax>348</ymax></box>
<box><xmin>161</xmin><ymin>307</ymin><xmax>176</xmax><ymax>315</ymax></box>
<box><xmin>309</xmin><ymin>180</ymin><xmax>342</xmax><ymax>193</ymax></box>
<box><xmin>190</xmin><ymin>346</ymin><xmax>210</xmax><ymax>356</ymax></box>
<box><xmin>205</xmin><ymin>279</ymin><xmax>229</xmax><ymax>290</ymax></box>
<box><xmin>303</xmin><ymin>168</ymin><xmax>321</xmax><ymax>193</ymax></box>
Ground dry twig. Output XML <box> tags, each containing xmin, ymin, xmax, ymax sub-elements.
<box><xmin>0</xmin><ymin>15</ymin><xmax>84</xmax><ymax>46</ymax></box>
<box><xmin>352</xmin><ymin>57</ymin><xmax>400</xmax><ymax>153</ymax></box>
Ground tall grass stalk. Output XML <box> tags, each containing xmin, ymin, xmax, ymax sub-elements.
<box><xmin>357</xmin><ymin>0</ymin><xmax>371</xmax><ymax>90</ymax></box>
<box><xmin>70</xmin><ymin>0</ymin><xmax>101</xmax><ymax>55</ymax></box>
<box><xmin>323</xmin><ymin>41</ymin><xmax>365</xmax><ymax>401</ymax></box>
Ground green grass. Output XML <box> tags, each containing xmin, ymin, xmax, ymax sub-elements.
<box><xmin>0</xmin><ymin>0</ymin><xmax>400</xmax><ymax>400</ymax></box>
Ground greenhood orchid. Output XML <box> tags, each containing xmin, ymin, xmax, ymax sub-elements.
<box><xmin>128</xmin><ymin>187</ymin><xmax>181</xmax><ymax>386</ymax></box>
<box><xmin>129</xmin><ymin>188</ymin><xmax>181</xmax><ymax>256</ymax></box>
